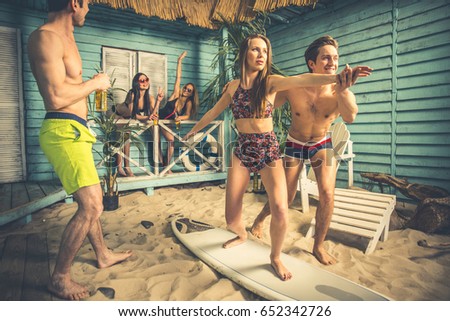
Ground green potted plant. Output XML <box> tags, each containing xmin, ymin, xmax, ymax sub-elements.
<box><xmin>88</xmin><ymin>84</ymin><xmax>142</xmax><ymax>211</ymax></box>
<box><xmin>90</xmin><ymin>110</ymin><xmax>120</xmax><ymax>210</ymax></box>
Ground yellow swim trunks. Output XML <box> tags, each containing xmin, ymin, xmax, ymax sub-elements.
<box><xmin>39</xmin><ymin>112</ymin><xmax>100</xmax><ymax>195</ymax></box>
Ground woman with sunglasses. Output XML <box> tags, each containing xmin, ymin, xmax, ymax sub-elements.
<box><xmin>117</xmin><ymin>73</ymin><xmax>163</xmax><ymax>176</ymax></box>
<box><xmin>157</xmin><ymin>51</ymin><xmax>199</xmax><ymax>172</ymax></box>
<box><xmin>184</xmin><ymin>34</ymin><xmax>371</xmax><ymax>281</ymax></box>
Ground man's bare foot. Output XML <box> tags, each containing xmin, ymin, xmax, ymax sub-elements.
<box><xmin>223</xmin><ymin>235</ymin><xmax>247</xmax><ymax>248</ymax></box>
<box><xmin>98</xmin><ymin>250</ymin><xmax>133</xmax><ymax>269</ymax></box>
<box><xmin>250</xmin><ymin>218</ymin><xmax>265</xmax><ymax>239</ymax></box>
<box><xmin>271</xmin><ymin>257</ymin><xmax>292</xmax><ymax>281</ymax></box>
<box><xmin>48</xmin><ymin>276</ymin><xmax>90</xmax><ymax>300</ymax></box>
<box><xmin>124</xmin><ymin>167</ymin><xmax>134</xmax><ymax>177</ymax></box>
<box><xmin>313</xmin><ymin>247</ymin><xmax>337</xmax><ymax>265</ymax></box>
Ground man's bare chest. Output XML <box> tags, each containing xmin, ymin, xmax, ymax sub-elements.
<box><xmin>309</xmin><ymin>95</ymin><xmax>338</xmax><ymax>116</ymax></box>
<box><xmin>63</xmin><ymin>41</ymin><xmax>83</xmax><ymax>80</ymax></box>
<box><xmin>290</xmin><ymin>93</ymin><xmax>338</xmax><ymax>119</ymax></box>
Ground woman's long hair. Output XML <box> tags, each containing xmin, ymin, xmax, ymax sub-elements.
<box><xmin>127</xmin><ymin>72</ymin><xmax>151</xmax><ymax>118</ymax></box>
<box><xmin>238</xmin><ymin>34</ymin><xmax>272</xmax><ymax>118</ymax></box>
<box><xmin>183</xmin><ymin>82</ymin><xmax>199</xmax><ymax>119</ymax></box>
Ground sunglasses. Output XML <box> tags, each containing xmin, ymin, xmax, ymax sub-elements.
<box><xmin>139</xmin><ymin>78</ymin><xmax>149</xmax><ymax>84</ymax></box>
<box><xmin>183</xmin><ymin>87</ymin><xmax>193</xmax><ymax>93</ymax></box>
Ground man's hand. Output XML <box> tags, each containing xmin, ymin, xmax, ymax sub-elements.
<box><xmin>336</xmin><ymin>64</ymin><xmax>372</xmax><ymax>92</ymax></box>
<box><xmin>93</xmin><ymin>73</ymin><xmax>111</xmax><ymax>91</ymax></box>
<box><xmin>336</xmin><ymin>65</ymin><xmax>352</xmax><ymax>92</ymax></box>
<box><xmin>350</xmin><ymin>65</ymin><xmax>372</xmax><ymax>84</ymax></box>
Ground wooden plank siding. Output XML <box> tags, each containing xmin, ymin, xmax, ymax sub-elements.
<box><xmin>1</xmin><ymin>0</ymin><xmax>449</xmax><ymax>203</ymax></box>
<box><xmin>394</xmin><ymin>0</ymin><xmax>450</xmax><ymax>190</ymax></box>
<box><xmin>0</xmin><ymin>1</ymin><xmax>222</xmax><ymax>185</ymax></box>
<box><xmin>268</xmin><ymin>0</ymin><xmax>450</xmax><ymax>200</ymax></box>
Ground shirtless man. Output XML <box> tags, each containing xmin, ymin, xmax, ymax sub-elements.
<box><xmin>28</xmin><ymin>0</ymin><xmax>132</xmax><ymax>300</ymax></box>
<box><xmin>251</xmin><ymin>35</ymin><xmax>371</xmax><ymax>265</ymax></box>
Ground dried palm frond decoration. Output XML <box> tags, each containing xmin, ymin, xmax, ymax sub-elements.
<box><xmin>90</xmin><ymin>0</ymin><xmax>318</xmax><ymax>29</ymax></box>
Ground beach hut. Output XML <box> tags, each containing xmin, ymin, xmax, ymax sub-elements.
<box><xmin>0</xmin><ymin>0</ymin><xmax>449</xmax><ymax>225</ymax></box>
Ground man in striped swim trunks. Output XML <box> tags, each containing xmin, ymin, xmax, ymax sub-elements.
<box><xmin>28</xmin><ymin>0</ymin><xmax>132</xmax><ymax>300</ymax></box>
<box><xmin>251</xmin><ymin>36</ymin><xmax>371</xmax><ymax>265</ymax></box>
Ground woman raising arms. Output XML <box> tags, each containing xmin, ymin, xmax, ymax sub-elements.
<box><xmin>158</xmin><ymin>51</ymin><xmax>199</xmax><ymax>171</ymax></box>
<box><xmin>184</xmin><ymin>34</ymin><xmax>371</xmax><ymax>280</ymax></box>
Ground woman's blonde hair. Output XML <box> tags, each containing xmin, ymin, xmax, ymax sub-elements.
<box><xmin>238</xmin><ymin>34</ymin><xmax>272</xmax><ymax>118</ymax></box>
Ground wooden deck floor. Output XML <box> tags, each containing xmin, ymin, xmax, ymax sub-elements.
<box><xmin>0</xmin><ymin>180</ymin><xmax>67</xmax><ymax>227</ymax></box>
<box><xmin>0</xmin><ymin>181</ymin><xmax>67</xmax><ymax>300</ymax></box>
<box><xmin>0</xmin><ymin>232</ymin><xmax>56</xmax><ymax>300</ymax></box>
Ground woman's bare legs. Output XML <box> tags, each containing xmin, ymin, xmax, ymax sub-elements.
<box><xmin>116</xmin><ymin>133</ymin><xmax>133</xmax><ymax>177</ymax></box>
<box><xmin>160</xmin><ymin>128</ymin><xmax>175</xmax><ymax>174</ymax></box>
<box><xmin>251</xmin><ymin>156</ymin><xmax>303</xmax><ymax>238</ymax></box>
<box><xmin>123</xmin><ymin>140</ymin><xmax>134</xmax><ymax>176</ymax></box>
<box><xmin>259</xmin><ymin>159</ymin><xmax>292</xmax><ymax>281</ymax></box>
<box><xmin>116</xmin><ymin>152</ymin><xmax>126</xmax><ymax>177</ymax></box>
<box><xmin>223</xmin><ymin>154</ymin><xmax>251</xmax><ymax>248</ymax></box>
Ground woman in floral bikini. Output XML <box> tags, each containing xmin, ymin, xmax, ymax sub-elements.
<box><xmin>184</xmin><ymin>34</ymin><xmax>370</xmax><ymax>281</ymax></box>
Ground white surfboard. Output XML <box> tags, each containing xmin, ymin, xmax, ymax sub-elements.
<box><xmin>171</xmin><ymin>217</ymin><xmax>391</xmax><ymax>301</ymax></box>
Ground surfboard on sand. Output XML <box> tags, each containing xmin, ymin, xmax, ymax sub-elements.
<box><xmin>171</xmin><ymin>217</ymin><xmax>391</xmax><ymax>301</ymax></box>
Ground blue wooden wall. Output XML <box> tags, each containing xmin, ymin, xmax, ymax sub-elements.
<box><xmin>1</xmin><ymin>0</ymin><xmax>449</xmax><ymax>199</ymax></box>
<box><xmin>268</xmin><ymin>0</ymin><xmax>450</xmax><ymax>197</ymax></box>
<box><xmin>0</xmin><ymin>0</ymin><xmax>220</xmax><ymax>182</ymax></box>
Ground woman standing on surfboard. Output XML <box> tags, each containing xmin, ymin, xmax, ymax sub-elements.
<box><xmin>184</xmin><ymin>34</ymin><xmax>370</xmax><ymax>281</ymax></box>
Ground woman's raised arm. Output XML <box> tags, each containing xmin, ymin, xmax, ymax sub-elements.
<box><xmin>168</xmin><ymin>51</ymin><xmax>187</xmax><ymax>101</ymax></box>
<box><xmin>183</xmin><ymin>80</ymin><xmax>237</xmax><ymax>140</ymax></box>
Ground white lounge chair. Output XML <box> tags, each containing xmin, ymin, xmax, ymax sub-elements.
<box><xmin>298</xmin><ymin>122</ymin><xmax>396</xmax><ymax>254</ymax></box>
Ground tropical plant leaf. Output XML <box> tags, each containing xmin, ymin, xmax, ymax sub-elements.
<box><xmin>88</xmin><ymin>74</ymin><xmax>146</xmax><ymax>196</ymax></box>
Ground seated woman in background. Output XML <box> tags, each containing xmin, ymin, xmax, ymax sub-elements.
<box><xmin>117</xmin><ymin>72</ymin><xmax>163</xmax><ymax>177</ymax></box>
<box><xmin>157</xmin><ymin>51</ymin><xmax>199</xmax><ymax>172</ymax></box>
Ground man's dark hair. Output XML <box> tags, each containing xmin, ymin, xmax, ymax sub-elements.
<box><xmin>304</xmin><ymin>35</ymin><xmax>338</xmax><ymax>72</ymax></box>
<box><xmin>48</xmin><ymin>0</ymin><xmax>84</xmax><ymax>12</ymax></box>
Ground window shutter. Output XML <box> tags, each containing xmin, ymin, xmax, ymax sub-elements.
<box><xmin>102</xmin><ymin>48</ymin><xmax>167</xmax><ymax>107</ymax></box>
<box><xmin>102</xmin><ymin>47</ymin><xmax>135</xmax><ymax>106</ymax></box>
<box><xmin>138</xmin><ymin>52</ymin><xmax>167</xmax><ymax>106</ymax></box>
<box><xmin>0</xmin><ymin>26</ymin><xmax>26</xmax><ymax>183</ymax></box>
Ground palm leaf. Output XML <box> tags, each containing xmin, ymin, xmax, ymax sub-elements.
<box><xmin>88</xmin><ymin>75</ymin><xmax>145</xmax><ymax>196</ymax></box>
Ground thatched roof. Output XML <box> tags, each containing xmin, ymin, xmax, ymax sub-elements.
<box><xmin>91</xmin><ymin>0</ymin><xmax>319</xmax><ymax>29</ymax></box>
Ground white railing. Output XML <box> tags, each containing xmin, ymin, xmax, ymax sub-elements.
<box><xmin>89</xmin><ymin>119</ymin><xmax>226</xmax><ymax>178</ymax></box>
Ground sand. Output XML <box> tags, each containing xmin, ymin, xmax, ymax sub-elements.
<box><xmin>1</xmin><ymin>182</ymin><xmax>449</xmax><ymax>301</ymax></box>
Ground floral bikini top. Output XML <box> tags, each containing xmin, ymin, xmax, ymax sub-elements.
<box><xmin>231</xmin><ymin>84</ymin><xmax>274</xmax><ymax>119</ymax></box>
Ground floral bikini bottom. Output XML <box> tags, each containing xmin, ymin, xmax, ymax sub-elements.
<box><xmin>233</xmin><ymin>131</ymin><xmax>281</xmax><ymax>173</ymax></box>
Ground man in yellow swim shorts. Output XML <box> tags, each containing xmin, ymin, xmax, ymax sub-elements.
<box><xmin>28</xmin><ymin>0</ymin><xmax>132</xmax><ymax>300</ymax></box>
<box><xmin>39</xmin><ymin>112</ymin><xmax>100</xmax><ymax>195</ymax></box>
